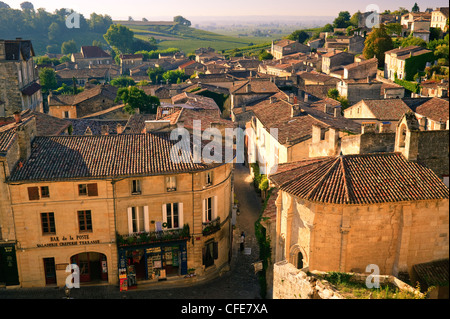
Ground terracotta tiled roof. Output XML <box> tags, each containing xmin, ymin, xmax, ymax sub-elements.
<box><xmin>415</xmin><ymin>97</ymin><xmax>449</xmax><ymax>122</ymax></box>
<box><xmin>262</xmin><ymin>188</ymin><xmax>279</xmax><ymax>221</ymax></box>
<box><xmin>8</xmin><ymin>133</ymin><xmax>218</xmax><ymax>182</ymax></box>
<box><xmin>357</xmin><ymin>99</ymin><xmax>413</xmax><ymax>121</ymax></box>
<box><xmin>230</xmin><ymin>79</ymin><xmax>280</xmax><ymax>94</ymax></box>
<box><xmin>270</xmin><ymin>153</ymin><xmax>449</xmax><ymax>205</ymax></box>
<box><xmin>123</xmin><ymin>114</ymin><xmax>157</xmax><ymax>134</ymax></box>
<box><xmin>0</xmin><ymin>129</ymin><xmax>16</xmax><ymax>154</ymax></box>
<box><xmin>81</xmin><ymin>46</ymin><xmax>111</xmax><ymax>58</ymax></box>
<box><xmin>32</xmin><ymin>111</ymin><xmax>70</xmax><ymax>136</ymax></box>
<box><xmin>413</xmin><ymin>259</ymin><xmax>449</xmax><ymax>287</ymax></box>
<box><xmin>249</xmin><ymin>97</ymin><xmax>360</xmax><ymax>145</ymax></box>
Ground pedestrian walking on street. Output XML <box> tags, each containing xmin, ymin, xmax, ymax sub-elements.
<box><xmin>240</xmin><ymin>231</ymin><xmax>245</xmax><ymax>251</ymax></box>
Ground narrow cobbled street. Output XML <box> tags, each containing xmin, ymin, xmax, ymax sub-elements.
<box><xmin>0</xmin><ymin>164</ymin><xmax>263</xmax><ymax>299</ymax></box>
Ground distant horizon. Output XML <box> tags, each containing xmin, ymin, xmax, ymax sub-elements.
<box><xmin>3</xmin><ymin>0</ymin><xmax>449</xmax><ymax>22</ymax></box>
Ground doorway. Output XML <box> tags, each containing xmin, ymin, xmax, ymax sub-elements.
<box><xmin>70</xmin><ymin>252</ymin><xmax>108</xmax><ymax>283</ymax></box>
<box><xmin>43</xmin><ymin>257</ymin><xmax>57</xmax><ymax>285</ymax></box>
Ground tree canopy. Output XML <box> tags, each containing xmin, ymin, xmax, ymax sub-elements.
<box><xmin>287</xmin><ymin>30</ymin><xmax>310</xmax><ymax>44</ymax></box>
<box><xmin>115</xmin><ymin>86</ymin><xmax>160</xmax><ymax>115</ymax></box>
<box><xmin>363</xmin><ymin>24</ymin><xmax>393</xmax><ymax>67</ymax></box>
<box><xmin>39</xmin><ymin>68</ymin><xmax>58</xmax><ymax>93</ymax></box>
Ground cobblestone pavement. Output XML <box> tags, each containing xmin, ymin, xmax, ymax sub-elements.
<box><xmin>0</xmin><ymin>164</ymin><xmax>263</xmax><ymax>300</ymax></box>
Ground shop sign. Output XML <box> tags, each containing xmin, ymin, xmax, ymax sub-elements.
<box><xmin>37</xmin><ymin>234</ymin><xmax>100</xmax><ymax>248</ymax></box>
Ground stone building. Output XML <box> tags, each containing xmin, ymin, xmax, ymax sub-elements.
<box><xmin>384</xmin><ymin>46</ymin><xmax>434</xmax><ymax>81</ymax></box>
<box><xmin>230</xmin><ymin>79</ymin><xmax>280</xmax><ymax>115</ymax></box>
<box><xmin>271</xmin><ymin>39</ymin><xmax>310</xmax><ymax>60</ymax></box>
<box><xmin>243</xmin><ymin>92</ymin><xmax>360</xmax><ymax>176</ymax></box>
<box><xmin>47</xmin><ymin>84</ymin><xmax>119</xmax><ymax>119</ymax></box>
<box><xmin>430</xmin><ymin>7</ymin><xmax>449</xmax><ymax>32</ymax></box>
<box><xmin>120</xmin><ymin>54</ymin><xmax>144</xmax><ymax>75</ymax></box>
<box><xmin>343</xmin><ymin>98</ymin><xmax>413</xmax><ymax>132</ymax></box>
<box><xmin>0</xmin><ymin>39</ymin><xmax>43</xmax><ymax>117</ymax></box>
<box><xmin>71</xmin><ymin>46</ymin><xmax>113</xmax><ymax>69</ymax></box>
<box><xmin>265</xmin><ymin>152</ymin><xmax>449</xmax><ymax>279</ymax></box>
<box><xmin>0</xmin><ymin>116</ymin><xmax>234</xmax><ymax>288</ymax></box>
<box><xmin>324</xmin><ymin>35</ymin><xmax>365</xmax><ymax>54</ymax></box>
<box><xmin>321</xmin><ymin>50</ymin><xmax>355</xmax><ymax>75</ymax></box>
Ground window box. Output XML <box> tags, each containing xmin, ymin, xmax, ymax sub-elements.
<box><xmin>117</xmin><ymin>224</ymin><xmax>190</xmax><ymax>247</ymax></box>
<box><xmin>202</xmin><ymin>217</ymin><xmax>221</xmax><ymax>236</ymax></box>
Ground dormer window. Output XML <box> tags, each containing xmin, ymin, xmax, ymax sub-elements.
<box><xmin>166</xmin><ymin>176</ymin><xmax>177</xmax><ymax>192</ymax></box>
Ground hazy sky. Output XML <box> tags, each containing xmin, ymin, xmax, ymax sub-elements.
<box><xmin>4</xmin><ymin>0</ymin><xmax>450</xmax><ymax>20</ymax></box>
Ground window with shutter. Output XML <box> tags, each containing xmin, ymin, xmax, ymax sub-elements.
<box><xmin>87</xmin><ymin>184</ymin><xmax>98</xmax><ymax>197</ymax></box>
<box><xmin>28</xmin><ymin>187</ymin><xmax>40</xmax><ymax>201</ymax></box>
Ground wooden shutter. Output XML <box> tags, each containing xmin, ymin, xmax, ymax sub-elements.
<box><xmin>178</xmin><ymin>203</ymin><xmax>184</xmax><ymax>228</ymax></box>
<box><xmin>213</xmin><ymin>242</ymin><xmax>219</xmax><ymax>260</ymax></box>
<box><xmin>213</xmin><ymin>196</ymin><xmax>218</xmax><ymax>220</ymax></box>
<box><xmin>127</xmin><ymin>207</ymin><xmax>133</xmax><ymax>234</ymax></box>
<box><xmin>162</xmin><ymin>204</ymin><xmax>167</xmax><ymax>227</ymax></box>
<box><xmin>202</xmin><ymin>247</ymin><xmax>206</xmax><ymax>266</ymax></box>
<box><xmin>28</xmin><ymin>187</ymin><xmax>40</xmax><ymax>201</ymax></box>
<box><xmin>143</xmin><ymin>206</ymin><xmax>150</xmax><ymax>232</ymax></box>
<box><xmin>87</xmin><ymin>183</ymin><xmax>98</xmax><ymax>197</ymax></box>
<box><xmin>202</xmin><ymin>199</ymin><xmax>206</xmax><ymax>223</ymax></box>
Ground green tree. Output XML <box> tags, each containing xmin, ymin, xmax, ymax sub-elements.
<box><xmin>349</xmin><ymin>11</ymin><xmax>361</xmax><ymax>27</ymax></box>
<box><xmin>327</xmin><ymin>88</ymin><xmax>340</xmax><ymax>100</ymax></box>
<box><xmin>103</xmin><ymin>24</ymin><xmax>135</xmax><ymax>54</ymax></box>
<box><xmin>162</xmin><ymin>70</ymin><xmax>189</xmax><ymax>84</ymax></box>
<box><xmin>92</xmin><ymin>40</ymin><xmax>104</xmax><ymax>49</ymax></box>
<box><xmin>147</xmin><ymin>66</ymin><xmax>165</xmax><ymax>84</ymax></box>
<box><xmin>115</xmin><ymin>86</ymin><xmax>160</xmax><ymax>114</ymax></box>
<box><xmin>401</xmin><ymin>36</ymin><xmax>427</xmax><ymax>48</ymax></box>
<box><xmin>61</xmin><ymin>40</ymin><xmax>78</xmax><ymax>55</ymax></box>
<box><xmin>110</xmin><ymin>76</ymin><xmax>136</xmax><ymax>88</ymax></box>
<box><xmin>20</xmin><ymin>1</ymin><xmax>34</xmax><ymax>11</ymax></box>
<box><xmin>385</xmin><ymin>23</ymin><xmax>403</xmax><ymax>36</ymax></box>
<box><xmin>411</xmin><ymin>3</ymin><xmax>420</xmax><ymax>13</ymax></box>
<box><xmin>333</xmin><ymin>11</ymin><xmax>351</xmax><ymax>28</ymax></box>
<box><xmin>259</xmin><ymin>50</ymin><xmax>273</xmax><ymax>61</ymax></box>
<box><xmin>48</xmin><ymin>22</ymin><xmax>61</xmax><ymax>41</ymax></box>
<box><xmin>287</xmin><ymin>30</ymin><xmax>310</xmax><ymax>43</ymax></box>
<box><xmin>0</xmin><ymin>1</ymin><xmax>10</xmax><ymax>9</ymax></box>
<box><xmin>39</xmin><ymin>67</ymin><xmax>58</xmax><ymax>93</ymax></box>
<box><xmin>363</xmin><ymin>24</ymin><xmax>393</xmax><ymax>67</ymax></box>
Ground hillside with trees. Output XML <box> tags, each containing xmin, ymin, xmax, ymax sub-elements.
<box><xmin>0</xmin><ymin>2</ymin><xmax>113</xmax><ymax>55</ymax></box>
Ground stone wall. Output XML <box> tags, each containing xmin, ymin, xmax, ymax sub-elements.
<box><xmin>341</xmin><ymin>132</ymin><xmax>396</xmax><ymax>155</ymax></box>
<box><xmin>273</xmin><ymin>261</ymin><xmax>343</xmax><ymax>299</ymax></box>
<box><xmin>273</xmin><ymin>260</ymin><xmax>423</xmax><ymax>299</ymax></box>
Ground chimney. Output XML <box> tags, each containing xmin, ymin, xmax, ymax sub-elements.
<box><xmin>246</xmin><ymin>83</ymin><xmax>251</xmax><ymax>93</ymax></box>
<box><xmin>324</xmin><ymin>103</ymin><xmax>329</xmax><ymax>114</ymax></box>
<box><xmin>117</xmin><ymin>123</ymin><xmax>123</xmax><ymax>134</ymax></box>
<box><xmin>14</xmin><ymin>111</ymin><xmax>22</xmax><ymax>124</ymax></box>
<box><xmin>47</xmin><ymin>90</ymin><xmax>53</xmax><ymax>105</ymax></box>
<box><xmin>291</xmin><ymin>104</ymin><xmax>301</xmax><ymax>118</ymax></box>
<box><xmin>304</xmin><ymin>94</ymin><xmax>309</xmax><ymax>102</ymax></box>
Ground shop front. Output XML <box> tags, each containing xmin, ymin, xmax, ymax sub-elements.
<box><xmin>0</xmin><ymin>244</ymin><xmax>20</xmax><ymax>287</ymax></box>
<box><xmin>118</xmin><ymin>240</ymin><xmax>188</xmax><ymax>288</ymax></box>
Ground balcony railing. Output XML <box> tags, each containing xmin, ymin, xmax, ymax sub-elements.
<box><xmin>117</xmin><ymin>224</ymin><xmax>190</xmax><ymax>247</ymax></box>
<box><xmin>202</xmin><ymin>217</ymin><xmax>221</xmax><ymax>236</ymax></box>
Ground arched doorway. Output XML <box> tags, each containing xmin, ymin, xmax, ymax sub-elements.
<box><xmin>70</xmin><ymin>252</ymin><xmax>108</xmax><ymax>283</ymax></box>
<box><xmin>297</xmin><ymin>252</ymin><xmax>304</xmax><ymax>269</ymax></box>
